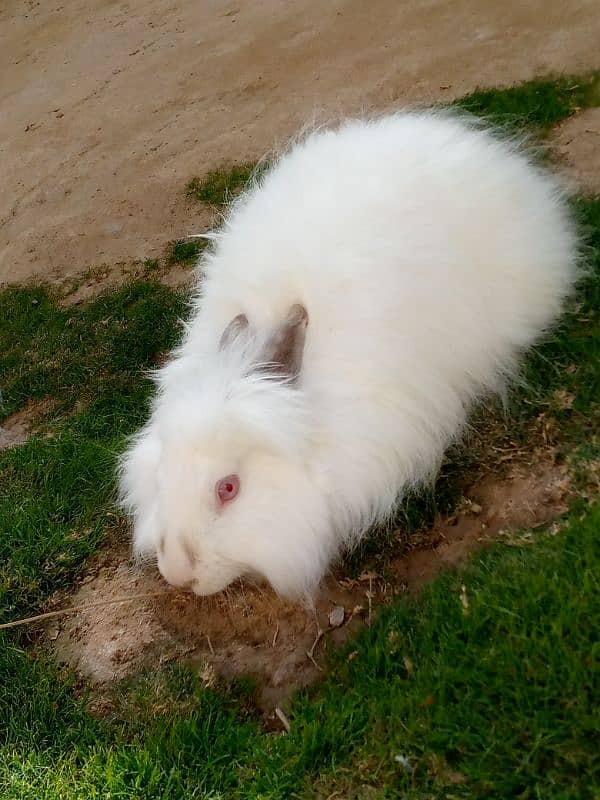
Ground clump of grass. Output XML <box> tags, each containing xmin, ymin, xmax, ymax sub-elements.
<box><xmin>0</xmin><ymin>281</ymin><xmax>186</xmax><ymax>619</ymax></box>
<box><xmin>509</xmin><ymin>197</ymin><xmax>600</xmax><ymax>439</ymax></box>
<box><xmin>0</xmin><ymin>654</ymin><xmax>258</xmax><ymax>799</ymax></box>
<box><xmin>186</xmin><ymin>162</ymin><xmax>266</xmax><ymax>206</ymax></box>
<box><xmin>141</xmin><ymin>258</ymin><xmax>160</xmax><ymax>274</ymax></box>
<box><xmin>165</xmin><ymin>238</ymin><xmax>204</xmax><ymax>265</ymax></box>
<box><xmin>456</xmin><ymin>71</ymin><xmax>600</xmax><ymax>131</ymax></box>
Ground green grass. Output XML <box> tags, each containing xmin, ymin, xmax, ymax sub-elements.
<box><xmin>456</xmin><ymin>71</ymin><xmax>600</xmax><ymax>132</ymax></box>
<box><xmin>186</xmin><ymin>163</ymin><xmax>264</xmax><ymax>206</ymax></box>
<box><xmin>295</xmin><ymin>506</ymin><xmax>600</xmax><ymax>799</ymax></box>
<box><xmin>1</xmin><ymin>75</ymin><xmax>599</xmax><ymax>798</ymax></box>
<box><xmin>0</xmin><ymin>282</ymin><xmax>187</xmax><ymax>619</ymax></box>
<box><xmin>142</xmin><ymin>258</ymin><xmax>161</xmax><ymax>274</ymax></box>
<box><xmin>165</xmin><ymin>238</ymin><xmax>205</xmax><ymax>265</ymax></box>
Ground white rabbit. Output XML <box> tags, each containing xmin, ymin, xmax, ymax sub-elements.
<box><xmin>119</xmin><ymin>111</ymin><xmax>578</xmax><ymax>598</ymax></box>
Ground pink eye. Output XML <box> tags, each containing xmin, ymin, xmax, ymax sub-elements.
<box><xmin>216</xmin><ymin>474</ymin><xmax>240</xmax><ymax>505</ymax></box>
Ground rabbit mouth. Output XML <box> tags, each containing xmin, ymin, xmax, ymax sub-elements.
<box><xmin>186</xmin><ymin>559</ymin><xmax>245</xmax><ymax>597</ymax></box>
<box><xmin>189</xmin><ymin>576</ymin><xmax>234</xmax><ymax>597</ymax></box>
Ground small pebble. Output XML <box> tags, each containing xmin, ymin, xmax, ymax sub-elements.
<box><xmin>328</xmin><ymin>605</ymin><xmax>345</xmax><ymax>628</ymax></box>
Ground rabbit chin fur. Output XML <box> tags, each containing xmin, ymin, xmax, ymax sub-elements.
<box><xmin>119</xmin><ymin>110</ymin><xmax>579</xmax><ymax>599</ymax></box>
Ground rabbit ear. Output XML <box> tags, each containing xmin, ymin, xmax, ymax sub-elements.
<box><xmin>260</xmin><ymin>304</ymin><xmax>309</xmax><ymax>381</ymax></box>
<box><xmin>219</xmin><ymin>313</ymin><xmax>249</xmax><ymax>350</ymax></box>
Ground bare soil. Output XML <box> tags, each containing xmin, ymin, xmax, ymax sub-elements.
<box><xmin>1</xmin><ymin>1</ymin><xmax>599</xmax><ymax>287</ymax></box>
<box><xmin>0</xmin><ymin>413</ymin><xmax>30</xmax><ymax>450</ymax></box>
<box><xmin>0</xmin><ymin>399</ymin><xmax>54</xmax><ymax>450</ymax></box>
<box><xmin>50</xmin><ymin>457</ymin><xmax>569</xmax><ymax>714</ymax></box>
<box><xmin>549</xmin><ymin>107</ymin><xmax>600</xmax><ymax>196</ymax></box>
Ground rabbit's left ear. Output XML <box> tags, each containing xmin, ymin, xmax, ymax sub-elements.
<box><xmin>260</xmin><ymin>304</ymin><xmax>308</xmax><ymax>382</ymax></box>
<box><xmin>220</xmin><ymin>313</ymin><xmax>249</xmax><ymax>350</ymax></box>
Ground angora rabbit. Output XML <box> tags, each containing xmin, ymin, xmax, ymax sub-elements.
<box><xmin>120</xmin><ymin>111</ymin><xmax>578</xmax><ymax>597</ymax></box>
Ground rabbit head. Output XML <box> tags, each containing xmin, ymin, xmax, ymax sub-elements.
<box><xmin>119</xmin><ymin>304</ymin><xmax>335</xmax><ymax>598</ymax></box>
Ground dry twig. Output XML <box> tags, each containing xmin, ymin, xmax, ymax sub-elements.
<box><xmin>274</xmin><ymin>706</ymin><xmax>291</xmax><ymax>733</ymax></box>
<box><xmin>306</xmin><ymin>627</ymin><xmax>325</xmax><ymax>670</ymax></box>
<box><xmin>0</xmin><ymin>591</ymin><xmax>178</xmax><ymax>631</ymax></box>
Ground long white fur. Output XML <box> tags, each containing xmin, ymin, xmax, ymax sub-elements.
<box><xmin>119</xmin><ymin>110</ymin><xmax>579</xmax><ymax>598</ymax></box>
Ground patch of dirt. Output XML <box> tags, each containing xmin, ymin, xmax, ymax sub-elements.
<box><xmin>49</xmin><ymin>457</ymin><xmax>569</xmax><ymax>715</ymax></box>
<box><xmin>0</xmin><ymin>399</ymin><xmax>55</xmax><ymax>449</ymax></box>
<box><xmin>57</xmin><ymin>258</ymin><xmax>195</xmax><ymax>307</ymax></box>
<box><xmin>549</xmin><ymin>107</ymin><xmax>600</xmax><ymax>195</ymax></box>
<box><xmin>393</xmin><ymin>460</ymin><xmax>569</xmax><ymax>591</ymax></box>
<box><xmin>2</xmin><ymin>1</ymin><xmax>599</xmax><ymax>287</ymax></box>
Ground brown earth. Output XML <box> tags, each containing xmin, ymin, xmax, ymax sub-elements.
<box><xmin>0</xmin><ymin>398</ymin><xmax>55</xmax><ymax>449</ymax></box>
<box><xmin>50</xmin><ymin>457</ymin><xmax>570</xmax><ymax>716</ymax></box>
<box><xmin>0</xmin><ymin>412</ymin><xmax>30</xmax><ymax>450</ymax></box>
<box><xmin>549</xmin><ymin>107</ymin><xmax>600</xmax><ymax>196</ymax></box>
<box><xmin>1</xmin><ymin>1</ymin><xmax>599</xmax><ymax>288</ymax></box>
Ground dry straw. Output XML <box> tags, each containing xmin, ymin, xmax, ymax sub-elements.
<box><xmin>0</xmin><ymin>591</ymin><xmax>177</xmax><ymax>631</ymax></box>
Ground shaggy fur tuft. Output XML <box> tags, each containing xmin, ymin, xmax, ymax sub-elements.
<box><xmin>120</xmin><ymin>111</ymin><xmax>579</xmax><ymax>598</ymax></box>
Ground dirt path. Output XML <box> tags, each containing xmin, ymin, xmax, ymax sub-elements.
<box><xmin>1</xmin><ymin>0</ymin><xmax>599</xmax><ymax>286</ymax></box>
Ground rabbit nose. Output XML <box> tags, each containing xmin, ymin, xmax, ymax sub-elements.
<box><xmin>157</xmin><ymin>556</ymin><xmax>195</xmax><ymax>589</ymax></box>
<box><xmin>157</xmin><ymin>535</ymin><xmax>197</xmax><ymax>589</ymax></box>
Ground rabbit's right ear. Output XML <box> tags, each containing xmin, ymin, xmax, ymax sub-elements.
<box><xmin>219</xmin><ymin>313</ymin><xmax>249</xmax><ymax>350</ymax></box>
<box><xmin>259</xmin><ymin>303</ymin><xmax>309</xmax><ymax>382</ymax></box>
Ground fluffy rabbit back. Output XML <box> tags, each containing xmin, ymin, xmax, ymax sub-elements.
<box><xmin>186</xmin><ymin>112</ymin><xmax>578</xmax><ymax>532</ymax></box>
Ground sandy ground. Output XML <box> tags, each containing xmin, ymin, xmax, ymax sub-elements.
<box><xmin>1</xmin><ymin>0</ymin><xmax>599</xmax><ymax>286</ymax></box>
<box><xmin>550</xmin><ymin>107</ymin><xmax>600</xmax><ymax>195</ymax></box>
